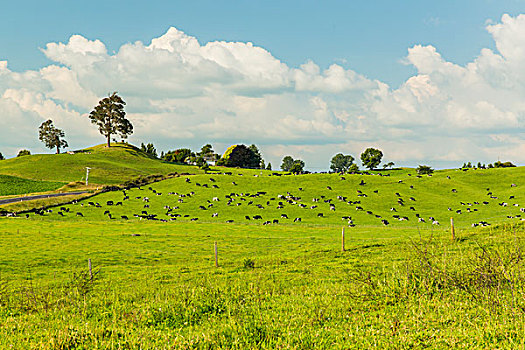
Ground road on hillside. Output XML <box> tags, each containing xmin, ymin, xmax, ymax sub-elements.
<box><xmin>0</xmin><ymin>191</ymin><xmax>88</xmax><ymax>205</ymax></box>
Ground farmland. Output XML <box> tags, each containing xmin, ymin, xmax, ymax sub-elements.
<box><xmin>1</xmin><ymin>160</ymin><xmax>525</xmax><ymax>348</ymax></box>
<box><xmin>0</xmin><ymin>174</ymin><xmax>64</xmax><ymax>197</ymax></box>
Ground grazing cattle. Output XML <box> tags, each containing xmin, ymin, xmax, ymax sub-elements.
<box><xmin>104</xmin><ymin>210</ymin><xmax>110</xmax><ymax>215</ymax></box>
<box><xmin>76</xmin><ymin>212</ymin><xmax>83</xmax><ymax>217</ymax></box>
<box><xmin>121</xmin><ymin>215</ymin><xmax>128</xmax><ymax>220</ymax></box>
<box><xmin>212</xmin><ymin>213</ymin><xmax>219</xmax><ymax>217</ymax></box>
<box><xmin>142</xmin><ymin>210</ymin><xmax>148</xmax><ymax>215</ymax></box>
<box><xmin>281</xmin><ymin>214</ymin><xmax>289</xmax><ymax>219</ymax></box>
<box><xmin>263</xmin><ymin>221</ymin><xmax>271</xmax><ymax>225</ymax></box>
<box><xmin>253</xmin><ymin>215</ymin><xmax>263</xmax><ymax>220</ymax></box>
<box><xmin>116</xmin><ymin>202</ymin><xmax>123</xmax><ymax>206</ymax></box>
<box><xmin>144</xmin><ymin>204</ymin><xmax>149</xmax><ymax>208</ymax></box>
<box><xmin>390</xmin><ymin>207</ymin><xmax>397</xmax><ymax>212</ymax></box>
<box><xmin>226</xmin><ymin>220</ymin><xmax>234</xmax><ymax>223</ymax></box>
<box><xmin>409</xmin><ymin>207</ymin><xmax>415</xmax><ymax>211</ymax></box>
<box><xmin>327</xmin><ymin>186</ymin><xmax>332</xmax><ymax>190</ymax></box>
<box><xmin>199</xmin><ymin>206</ymin><xmax>207</xmax><ymax>210</ymax></box>
<box><xmin>273</xmin><ymin>219</ymin><xmax>279</xmax><ymax>224</ymax></box>
<box><xmin>418</xmin><ymin>218</ymin><xmax>425</xmax><ymax>223</ymax></box>
<box><xmin>359</xmin><ymin>180</ymin><xmax>366</xmax><ymax>186</ymax></box>
<box><xmin>190</xmin><ymin>218</ymin><xmax>199</xmax><ymax>221</ymax></box>
<box><xmin>294</xmin><ymin>217</ymin><xmax>302</xmax><ymax>222</ymax></box>
<box><xmin>381</xmin><ymin>219</ymin><xmax>389</xmax><ymax>226</ymax></box>
<box><xmin>317</xmin><ymin>213</ymin><xmax>324</xmax><ymax>217</ymax></box>
<box><xmin>106</xmin><ymin>201</ymin><xmax>114</xmax><ymax>206</ymax></box>
<box><xmin>245</xmin><ymin>216</ymin><xmax>251</xmax><ymax>220</ymax></box>
<box><xmin>432</xmin><ymin>220</ymin><xmax>440</xmax><ymax>225</ymax></box>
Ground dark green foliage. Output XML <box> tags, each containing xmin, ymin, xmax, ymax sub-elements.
<box><xmin>348</xmin><ymin>163</ymin><xmax>359</xmax><ymax>173</ymax></box>
<box><xmin>290</xmin><ymin>160</ymin><xmax>305</xmax><ymax>174</ymax></box>
<box><xmin>0</xmin><ymin>175</ymin><xmax>63</xmax><ymax>195</ymax></box>
<box><xmin>248</xmin><ymin>144</ymin><xmax>264</xmax><ymax>169</ymax></box>
<box><xmin>140</xmin><ymin>143</ymin><xmax>158</xmax><ymax>158</ymax></box>
<box><xmin>494</xmin><ymin>161</ymin><xmax>516</xmax><ymax>168</ymax></box>
<box><xmin>217</xmin><ymin>144</ymin><xmax>261</xmax><ymax>168</ymax></box>
<box><xmin>360</xmin><ymin>148</ymin><xmax>383</xmax><ymax>170</ymax></box>
<box><xmin>88</xmin><ymin>92</ymin><xmax>133</xmax><ymax>147</ymax></box>
<box><xmin>17</xmin><ymin>149</ymin><xmax>31</xmax><ymax>157</ymax></box>
<box><xmin>266</xmin><ymin>162</ymin><xmax>272</xmax><ymax>171</ymax></box>
<box><xmin>280</xmin><ymin>156</ymin><xmax>295</xmax><ymax>172</ymax></box>
<box><xmin>163</xmin><ymin>148</ymin><xmax>193</xmax><ymax>163</ymax></box>
<box><xmin>383</xmin><ymin>161</ymin><xmax>395</xmax><ymax>169</ymax></box>
<box><xmin>416</xmin><ymin>165</ymin><xmax>434</xmax><ymax>175</ymax></box>
<box><xmin>0</xmin><ymin>152</ymin><xmax>4</xmax><ymax>160</ymax></box>
<box><xmin>330</xmin><ymin>153</ymin><xmax>354</xmax><ymax>173</ymax></box>
<box><xmin>38</xmin><ymin>120</ymin><xmax>68</xmax><ymax>154</ymax></box>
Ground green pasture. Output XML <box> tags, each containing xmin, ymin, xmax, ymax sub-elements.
<box><xmin>2</xmin><ymin>165</ymin><xmax>525</xmax><ymax>348</ymax></box>
<box><xmin>28</xmin><ymin>166</ymin><xmax>525</xmax><ymax>229</ymax></box>
<box><xmin>1</xmin><ymin>217</ymin><xmax>525</xmax><ymax>348</ymax></box>
<box><xmin>0</xmin><ymin>175</ymin><xmax>64</xmax><ymax>196</ymax></box>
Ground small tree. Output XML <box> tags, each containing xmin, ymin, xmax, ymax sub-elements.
<box><xmin>248</xmin><ymin>144</ymin><xmax>263</xmax><ymax>168</ymax></box>
<box><xmin>17</xmin><ymin>149</ymin><xmax>31</xmax><ymax>157</ymax></box>
<box><xmin>330</xmin><ymin>153</ymin><xmax>354</xmax><ymax>173</ymax></box>
<box><xmin>38</xmin><ymin>119</ymin><xmax>68</xmax><ymax>154</ymax></box>
<box><xmin>281</xmin><ymin>156</ymin><xmax>295</xmax><ymax>172</ymax></box>
<box><xmin>383</xmin><ymin>161</ymin><xmax>395</xmax><ymax>170</ymax></box>
<box><xmin>290</xmin><ymin>160</ymin><xmax>305</xmax><ymax>174</ymax></box>
<box><xmin>88</xmin><ymin>92</ymin><xmax>133</xmax><ymax>147</ymax></box>
<box><xmin>416</xmin><ymin>165</ymin><xmax>434</xmax><ymax>175</ymax></box>
<box><xmin>163</xmin><ymin>148</ymin><xmax>193</xmax><ymax>163</ymax></box>
<box><xmin>360</xmin><ymin>148</ymin><xmax>383</xmax><ymax>170</ymax></box>
<box><xmin>348</xmin><ymin>163</ymin><xmax>359</xmax><ymax>174</ymax></box>
<box><xmin>0</xmin><ymin>152</ymin><xmax>4</xmax><ymax>160</ymax></box>
<box><xmin>140</xmin><ymin>143</ymin><xmax>157</xmax><ymax>158</ymax></box>
<box><xmin>266</xmin><ymin>162</ymin><xmax>272</xmax><ymax>171</ymax></box>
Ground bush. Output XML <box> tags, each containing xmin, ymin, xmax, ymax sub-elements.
<box><xmin>17</xmin><ymin>149</ymin><xmax>31</xmax><ymax>157</ymax></box>
<box><xmin>416</xmin><ymin>165</ymin><xmax>434</xmax><ymax>175</ymax></box>
<box><xmin>493</xmin><ymin>161</ymin><xmax>516</xmax><ymax>168</ymax></box>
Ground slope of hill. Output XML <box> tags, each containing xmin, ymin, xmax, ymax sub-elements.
<box><xmin>0</xmin><ymin>143</ymin><xmax>203</xmax><ymax>185</ymax></box>
<box><xmin>28</xmin><ymin>166</ymin><xmax>525</xmax><ymax>229</ymax></box>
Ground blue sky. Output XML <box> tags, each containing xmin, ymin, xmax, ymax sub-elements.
<box><xmin>1</xmin><ymin>1</ymin><xmax>525</xmax><ymax>169</ymax></box>
<box><xmin>2</xmin><ymin>0</ymin><xmax>523</xmax><ymax>86</ymax></box>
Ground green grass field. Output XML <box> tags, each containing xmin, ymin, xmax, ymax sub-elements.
<box><xmin>1</xmin><ymin>164</ymin><xmax>525</xmax><ymax>348</ymax></box>
<box><xmin>0</xmin><ymin>175</ymin><xmax>64</xmax><ymax>196</ymax></box>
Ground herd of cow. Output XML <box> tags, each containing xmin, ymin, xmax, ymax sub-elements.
<box><xmin>22</xmin><ymin>172</ymin><xmax>524</xmax><ymax>229</ymax></box>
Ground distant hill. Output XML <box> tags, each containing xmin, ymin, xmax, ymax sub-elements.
<box><xmin>0</xmin><ymin>143</ymin><xmax>203</xmax><ymax>185</ymax></box>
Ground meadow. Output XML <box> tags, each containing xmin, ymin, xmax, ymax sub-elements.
<box><xmin>0</xmin><ymin>175</ymin><xmax>64</xmax><ymax>196</ymax></box>
<box><xmin>1</xmin><ymin>157</ymin><xmax>525</xmax><ymax>348</ymax></box>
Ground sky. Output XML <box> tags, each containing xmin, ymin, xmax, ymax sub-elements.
<box><xmin>1</xmin><ymin>0</ymin><xmax>525</xmax><ymax>170</ymax></box>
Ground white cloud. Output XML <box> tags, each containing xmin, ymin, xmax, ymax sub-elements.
<box><xmin>1</xmin><ymin>16</ymin><xmax>525</xmax><ymax>169</ymax></box>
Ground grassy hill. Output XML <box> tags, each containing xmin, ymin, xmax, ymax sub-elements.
<box><xmin>2</xmin><ymin>166</ymin><xmax>525</xmax><ymax>347</ymax></box>
<box><xmin>26</xmin><ymin>165</ymin><xmax>525</xmax><ymax>229</ymax></box>
<box><xmin>0</xmin><ymin>143</ymin><xmax>203</xmax><ymax>186</ymax></box>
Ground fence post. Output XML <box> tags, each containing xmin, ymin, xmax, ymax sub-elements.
<box><xmin>450</xmin><ymin>217</ymin><xmax>455</xmax><ymax>241</ymax></box>
<box><xmin>88</xmin><ymin>258</ymin><xmax>93</xmax><ymax>280</ymax></box>
<box><xmin>341</xmin><ymin>227</ymin><xmax>345</xmax><ymax>252</ymax></box>
<box><xmin>214</xmin><ymin>241</ymin><xmax>219</xmax><ymax>267</ymax></box>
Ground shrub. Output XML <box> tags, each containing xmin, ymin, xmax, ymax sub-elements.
<box><xmin>416</xmin><ymin>165</ymin><xmax>434</xmax><ymax>175</ymax></box>
<box><xmin>17</xmin><ymin>149</ymin><xmax>31</xmax><ymax>157</ymax></box>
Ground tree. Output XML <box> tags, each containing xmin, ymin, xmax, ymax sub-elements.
<box><xmin>0</xmin><ymin>152</ymin><xmax>4</xmax><ymax>160</ymax></box>
<box><xmin>266</xmin><ymin>162</ymin><xmax>272</xmax><ymax>170</ymax></box>
<box><xmin>140</xmin><ymin>143</ymin><xmax>157</xmax><ymax>158</ymax></box>
<box><xmin>216</xmin><ymin>144</ymin><xmax>261</xmax><ymax>168</ymax></box>
<box><xmin>17</xmin><ymin>149</ymin><xmax>31</xmax><ymax>157</ymax></box>
<box><xmin>348</xmin><ymin>163</ymin><xmax>359</xmax><ymax>174</ymax></box>
<box><xmin>416</xmin><ymin>165</ymin><xmax>434</xmax><ymax>175</ymax></box>
<box><xmin>383</xmin><ymin>161</ymin><xmax>395</xmax><ymax>170</ymax></box>
<box><xmin>330</xmin><ymin>153</ymin><xmax>354</xmax><ymax>173</ymax></box>
<box><xmin>360</xmin><ymin>148</ymin><xmax>383</xmax><ymax>170</ymax></box>
<box><xmin>290</xmin><ymin>160</ymin><xmax>305</xmax><ymax>174</ymax></box>
<box><xmin>88</xmin><ymin>92</ymin><xmax>133</xmax><ymax>147</ymax></box>
<box><xmin>248</xmin><ymin>144</ymin><xmax>263</xmax><ymax>168</ymax></box>
<box><xmin>280</xmin><ymin>156</ymin><xmax>295</xmax><ymax>172</ymax></box>
<box><xmin>38</xmin><ymin>119</ymin><xmax>68</xmax><ymax>154</ymax></box>
<box><xmin>163</xmin><ymin>148</ymin><xmax>193</xmax><ymax>163</ymax></box>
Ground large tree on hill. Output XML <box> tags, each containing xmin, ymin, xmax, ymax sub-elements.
<box><xmin>88</xmin><ymin>92</ymin><xmax>133</xmax><ymax>147</ymax></box>
<box><xmin>360</xmin><ymin>148</ymin><xmax>383</xmax><ymax>170</ymax></box>
<box><xmin>216</xmin><ymin>144</ymin><xmax>261</xmax><ymax>168</ymax></box>
<box><xmin>38</xmin><ymin>119</ymin><xmax>68</xmax><ymax>154</ymax></box>
<box><xmin>330</xmin><ymin>153</ymin><xmax>354</xmax><ymax>173</ymax></box>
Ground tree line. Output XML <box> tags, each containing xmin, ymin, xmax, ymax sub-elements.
<box><xmin>0</xmin><ymin>93</ymin><xmax>517</xmax><ymax>173</ymax></box>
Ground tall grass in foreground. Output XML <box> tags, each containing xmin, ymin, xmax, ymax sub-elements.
<box><xmin>1</xmin><ymin>223</ymin><xmax>525</xmax><ymax>348</ymax></box>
